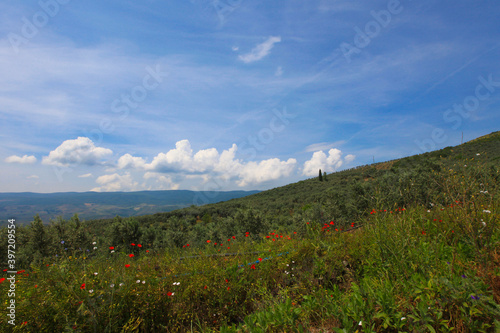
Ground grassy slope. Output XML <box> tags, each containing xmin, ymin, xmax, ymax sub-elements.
<box><xmin>142</xmin><ymin>130</ymin><xmax>500</xmax><ymax>223</ymax></box>
<box><xmin>0</xmin><ymin>131</ymin><xmax>499</xmax><ymax>332</ymax></box>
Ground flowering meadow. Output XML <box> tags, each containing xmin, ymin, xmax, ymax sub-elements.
<box><xmin>1</xmin><ymin>136</ymin><xmax>500</xmax><ymax>332</ymax></box>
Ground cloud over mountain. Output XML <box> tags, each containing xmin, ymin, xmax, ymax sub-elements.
<box><xmin>116</xmin><ymin>139</ymin><xmax>297</xmax><ymax>187</ymax></box>
<box><xmin>42</xmin><ymin>137</ymin><xmax>113</xmax><ymax>167</ymax></box>
<box><xmin>302</xmin><ymin>148</ymin><xmax>355</xmax><ymax>176</ymax></box>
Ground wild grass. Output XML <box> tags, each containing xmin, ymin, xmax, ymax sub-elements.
<box><xmin>0</xmin><ymin>159</ymin><xmax>499</xmax><ymax>332</ymax></box>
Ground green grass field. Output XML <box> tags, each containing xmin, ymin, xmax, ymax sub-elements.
<box><xmin>1</xmin><ymin>157</ymin><xmax>499</xmax><ymax>332</ymax></box>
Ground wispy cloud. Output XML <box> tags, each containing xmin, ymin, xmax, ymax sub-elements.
<box><xmin>78</xmin><ymin>173</ymin><xmax>93</xmax><ymax>178</ymax></box>
<box><xmin>5</xmin><ymin>155</ymin><xmax>37</xmax><ymax>164</ymax></box>
<box><xmin>239</xmin><ymin>36</ymin><xmax>281</xmax><ymax>63</ymax></box>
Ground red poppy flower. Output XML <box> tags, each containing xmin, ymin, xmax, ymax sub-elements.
<box><xmin>17</xmin><ymin>270</ymin><xmax>25</xmax><ymax>274</ymax></box>
<box><xmin>146</xmin><ymin>250</ymin><xmax>150</xmax><ymax>253</ymax></box>
<box><xmin>80</xmin><ymin>283</ymin><xmax>85</xmax><ymax>289</ymax></box>
<box><xmin>245</xmin><ymin>235</ymin><xmax>249</xmax><ymax>237</ymax></box>
<box><xmin>138</xmin><ymin>244</ymin><xmax>142</xmax><ymax>248</ymax></box>
<box><xmin>293</xmin><ymin>232</ymin><xmax>297</xmax><ymax>234</ymax></box>
<box><xmin>266</xmin><ymin>236</ymin><xmax>271</xmax><ymax>238</ymax></box>
<box><xmin>167</xmin><ymin>292</ymin><xmax>173</xmax><ymax>296</ymax></box>
<box><xmin>186</xmin><ymin>244</ymin><xmax>190</xmax><ymax>247</ymax></box>
<box><xmin>232</xmin><ymin>236</ymin><xmax>236</xmax><ymax>239</ymax></box>
<box><xmin>258</xmin><ymin>258</ymin><xmax>262</xmax><ymax>261</ymax></box>
<box><xmin>125</xmin><ymin>264</ymin><xmax>130</xmax><ymax>268</ymax></box>
<box><xmin>109</xmin><ymin>246</ymin><xmax>114</xmax><ymax>250</ymax></box>
<box><xmin>421</xmin><ymin>230</ymin><xmax>426</xmax><ymax>235</ymax></box>
<box><xmin>207</xmin><ymin>240</ymin><xmax>211</xmax><ymax>243</ymax></box>
<box><xmin>330</xmin><ymin>221</ymin><xmax>334</xmax><ymax>225</ymax></box>
<box><xmin>131</xmin><ymin>243</ymin><xmax>136</xmax><ymax>246</ymax></box>
<box><xmin>128</xmin><ymin>254</ymin><xmax>134</xmax><ymax>258</ymax></box>
<box><xmin>0</xmin><ymin>278</ymin><xmax>5</xmax><ymax>284</ymax></box>
<box><xmin>204</xmin><ymin>285</ymin><xmax>207</xmax><ymax>289</ymax></box>
<box><xmin>251</xmin><ymin>264</ymin><xmax>256</xmax><ymax>269</ymax></box>
<box><xmin>225</xmin><ymin>279</ymin><xmax>228</xmax><ymax>283</ymax></box>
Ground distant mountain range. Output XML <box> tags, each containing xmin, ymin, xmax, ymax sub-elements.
<box><xmin>0</xmin><ymin>190</ymin><xmax>260</xmax><ymax>225</ymax></box>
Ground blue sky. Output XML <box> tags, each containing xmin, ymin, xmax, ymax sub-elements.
<box><xmin>1</xmin><ymin>0</ymin><xmax>500</xmax><ymax>193</ymax></box>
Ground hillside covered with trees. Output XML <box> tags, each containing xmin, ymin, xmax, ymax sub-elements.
<box><xmin>0</xmin><ymin>131</ymin><xmax>499</xmax><ymax>332</ymax></box>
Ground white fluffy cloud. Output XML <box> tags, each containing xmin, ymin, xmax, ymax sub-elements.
<box><xmin>91</xmin><ymin>172</ymin><xmax>139</xmax><ymax>192</ymax></box>
<box><xmin>344</xmin><ymin>154</ymin><xmax>356</xmax><ymax>163</ymax></box>
<box><xmin>42</xmin><ymin>137</ymin><xmax>112</xmax><ymax>166</ymax></box>
<box><xmin>5</xmin><ymin>155</ymin><xmax>37</xmax><ymax>164</ymax></box>
<box><xmin>237</xmin><ymin>158</ymin><xmax>297</xmax><ymax>187</ymax></box>
<box><xmin>145</xmin><ymin>140</ymin><xmax>195</xmax><ymax>173</ymax></box>
<box><xmin>239</xmin><ymin>36</ymin><xmax>281</xmax><ymax>63</ymax></box>
<box><xmin>117</xmin><ymin>154</ymin><xmax>147</xmax><ymax>169</ymax></box>
<box><xmin>302</xmin><ymin>148</ymin><xmax>355</xmax><ymax>176</ymax></box>
<box><xmin>116</xmin><ymin>140</ymin><xmax>296</xmax><ymax>187</ymax></box>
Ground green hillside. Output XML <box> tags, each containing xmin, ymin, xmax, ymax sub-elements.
<box><xmin>0</xmin><ymin>131</ymin><xmax>498</xmax><ymax>332</ymax></box>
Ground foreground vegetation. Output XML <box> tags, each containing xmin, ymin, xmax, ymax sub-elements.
<box><xmin>1</xmin><ymin>132</ymin><xmax>499</xmax><ymax>332</ymax></box>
